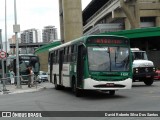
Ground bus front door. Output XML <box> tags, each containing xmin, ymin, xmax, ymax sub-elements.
<box><xmin>59</xmin><ymin>50</ymin><xmax>64</xmax><ymax>85</ymax></box>
<box><xmin>77</xmin><ymin>45</ymin><xmax>85</xmax><ymax>88</ymax></box>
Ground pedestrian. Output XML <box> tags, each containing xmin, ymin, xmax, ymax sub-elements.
<box><xmin>26</xmin><ymin>66</ymin><xmax>31</xmax><ymax>88</ymax></box>
<box><xmin>30</xmin><ymin>67</ymin><xmax>34</xmax><ymax>87</ymax></box>
<box><xmin>10</xmin><ymin>69</ymin><xmax>15</xmax><ymax>85</ymax></box>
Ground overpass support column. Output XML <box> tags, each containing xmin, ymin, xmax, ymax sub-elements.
<box><xmin>59</xmin><ymin>0</ymin><xmax>64</xmax><ymax>42</ymax></box>
<box><xmin>120</xmin><ymin>0</ymin><xmax>140</xmax><ymax>29</ymax></box>
<box><xmin>156</xmin><ymin>17</ymin><xmax>160</xmax><ymax>27</ymax></box>
<box><xmin>125</xmin><ymin>18</ymin><xmax>131</xmax><ymax>30</ymax></box>
<box><xmin>59</xmin><ymin>0</ymin><xmax>83</xmax><ymax>43</ymax></box>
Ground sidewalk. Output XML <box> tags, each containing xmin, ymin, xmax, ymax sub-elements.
<box><xmin>0</xmin><ymin>82</ymin><xmax>54</xmax><ymax>95</ymax></box>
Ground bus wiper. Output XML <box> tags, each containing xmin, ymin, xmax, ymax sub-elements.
<box><xmin>108</xmin><ymin>47</ymin><xmax>111</xmax><ymax>71</ymax></box>
<box><xmin>115</xmin><ymin>51</ymin><xmax>117</xmax><ymax>67</ymax></box>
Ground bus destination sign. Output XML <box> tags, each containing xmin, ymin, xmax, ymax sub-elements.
<box><xmin>87</xmin><ymin>38</ymin><xmax>128</xmax><ymax>44</ymax></box>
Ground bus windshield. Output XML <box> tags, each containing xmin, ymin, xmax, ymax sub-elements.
<box><xmin>19</xmin><ymin>56</ymin><xmax>40</xmax><ymax>73</ymax></box>
<box><xmin>88</xmin><ymin>46</ymin><xmax>129</xmax><ymax>72</ymax></box>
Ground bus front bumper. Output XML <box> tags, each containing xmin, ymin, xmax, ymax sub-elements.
<box><xmin>83</xmin><ymin>78</ymin><xmax>132</xmax><ymax>90</ymax></box>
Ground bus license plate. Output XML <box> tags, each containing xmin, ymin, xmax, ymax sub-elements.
<box><xmin>106</xmin><ymin>83</ymin><xmax>114</xmax><ymax>87</ymax></box>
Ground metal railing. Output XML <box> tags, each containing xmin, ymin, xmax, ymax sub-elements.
<box><xmin>0</xmin><ymin>74</ymin><xmax>38</xmax><ymax>92</ymax></box>
<box><xmin>140</xmin><ymin>0</ymin><xmax>159</xmax><ymax>3</ymax></box>
<box><xmin>85</xmin><ymin>0</ymin><xmax>118</xmax><ymax>24</ymax></box>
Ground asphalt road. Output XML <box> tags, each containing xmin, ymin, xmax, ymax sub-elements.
<box><xmin>0</xmin><ymin>81</ymin><xmax>160</xmax><ymax>120</ymax></box>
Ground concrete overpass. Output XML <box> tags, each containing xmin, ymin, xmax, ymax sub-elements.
<box><xmin>83</xmin><ymin>0</ymin><xmax>160</xmax><ymax>33</ymax></box>
<box><xmin>10</xmin><ymin>42</ymin><xmax>48</xmax><ymax>48</ymax></box>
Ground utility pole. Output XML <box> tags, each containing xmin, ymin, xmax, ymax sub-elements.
<box><xmin>5</xmin><ymin>0</ymin><xmax>8</xmax><ymax>76</ymax></box>
<box><xmin>0</xmin><ymin>29</ymin><xmax>7</xmax><ymax>91</ymax></box>
<box><xmin>0</xmin><ymin>30</ymin><xmax>5</xmax><ymax>78</ymax></box>
<box><xmin>13</xmin><ymin>0</ymin><xmax>21</xmax><ymax>88</ymax></box>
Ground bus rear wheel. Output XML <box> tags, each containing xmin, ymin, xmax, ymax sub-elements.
<box><xmin>55</xmin><ymin>82</ymin><xmax>61</xmax><ymax>90</ymax></box>
<box><xmin>54</xmin><ymin>75</ymin><xmax>61</xmax><ymax>90</ymax></box>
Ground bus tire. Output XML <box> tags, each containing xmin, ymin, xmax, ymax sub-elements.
<box><xmin>143</xmin><ymin>78</ymin><xmax>154</xmax><ymax>86</ymax></box>
<box><xmin>72</xmin><ymin>78</ymin><xmax>81</xmax><ymax>97</ymax></box>
<box><xmin>109</xmin><ymin>90</ymin><xmax>115</xmax><ymax>95</ymax></box>
<box><xmin>54</xmin><ymin>75</ymin><xmax>61</xmax><ymax>90</ymax></box>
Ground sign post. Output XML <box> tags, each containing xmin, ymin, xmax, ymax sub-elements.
<box><xmin>0</xmin><ymin>51</ymin><xmax>6</xmax><ymax>59</ymax></box>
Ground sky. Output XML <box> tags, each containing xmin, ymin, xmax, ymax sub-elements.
<box><xmin>0</xmin><ymin>0</ymin><xmax>91</xmax><ymax>42</ymax></box>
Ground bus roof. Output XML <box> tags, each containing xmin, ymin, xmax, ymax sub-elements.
<box><xmin>49</xmin><ymin>35</ymin><xmax>128</xmax><ymax>52</ymax></box>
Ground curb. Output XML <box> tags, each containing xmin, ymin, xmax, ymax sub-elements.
<box><xmin>0</xmin><ymin>86</ymin><xmax>46</xmax><ymax>95</ymax></box>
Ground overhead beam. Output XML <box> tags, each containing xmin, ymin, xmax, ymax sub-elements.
<box><xmin>139</xmin><ymin>3</ymin><xmax>160</xmax><ymax>10</ymax></box>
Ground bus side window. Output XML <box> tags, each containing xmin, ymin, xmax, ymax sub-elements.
<box><xmin>55</xmin><ymin>51</ymin><xmax>58</xmax><ymax>63</ymax></box>
<box><xmin>64</xmin><ymin>47</ymin><xmax>69</xmax><ymax>63</ymax></box>
<box><xmin>68</xmin><ymin>46</ymin><xmax>72</xmax><ymax>62</ymax></box>
<box><xmin>53</xmin><ymin>52</ymin><xmax>55</xmax><ymax>64</ymax></box>
<box><xmin>64</xmin><ymin>47</ymin><xmax>66</xmax><ymax>63</ymax></box>
<box><xmin>48</xmin><ymin>53</ymin><xmax>50</xmax><ymax>65</ymax></box>
<box><xmin>50</xmin><ymin>52</ymin><xmax>53</xmax><ymax>66</ymax></box>
<box><xmin>73</xmin><ymin>45</ymin><xmax>77</xmax><ymax>61</ymax></box>
<box><xmin>66</xmin><ymin>47</ymin><xmax>69</xmax><ymax>62</ymax></box>
<box><xmin>57</xmin><ymin>50</ymin><xmax>59</xmax><ymax>63</ymax></box>
<box><xmin>71</xmin><ymin>45</ymin><xmax>74</xmax><ymax>62</ymax></box>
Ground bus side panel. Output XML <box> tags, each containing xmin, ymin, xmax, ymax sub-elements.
<box><xmin>62</xmin><ymin>64</ymin><xmax>70</xmax><ymax>87</ymax></box>
<box><xmin>53</xmin><ymin>64</ymin><xmax>59</xmax><ymax>84</ymax></box>
<box><xmin>59</xmin><ymin>50</ymin><xmax>64</xmax><ymax>85</ymax></box>
<box><xmin>48</xmin><ymin>53</ymin><xmax>52</xmax><ymax>83</ymax></box>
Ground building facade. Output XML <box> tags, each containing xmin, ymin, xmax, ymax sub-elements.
<box><xmin>8</xmin><ymin>35</ymin><xmax>21</xmax><ymax>54</ymax></box>
<box><xmin>21</xmin><ymin>29</ymin><xmax>41</xmax><ymax>43</ymax></box>
<box><xmin>42</xmin><ymin>26</ymin><xmax>58</xmax><ymax>43</ymax></box>
<box><xmin>20</xmin><ymin>29</ymin><xmax>41</xmax><ymax>54</ymax></box>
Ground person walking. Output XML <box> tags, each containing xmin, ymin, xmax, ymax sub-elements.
<box><xmin>26</xmin><ymin>66</ymin><xmax>31</xmax><ymax>88</ymax></box>
<box><xmin>10</xmin><ymin>69</ymin><xmax>15</xmax><ymax>85</ymax></box>
<box><xmin>30</xmin><ymin>67</ymin><xmax>34</xmax><ymax>87</ymax></box>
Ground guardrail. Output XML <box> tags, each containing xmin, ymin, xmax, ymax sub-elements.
<box><xmin>85</xmin><ymin>0</ymin><xmax>118</xmax><ymax>24</ymax></box>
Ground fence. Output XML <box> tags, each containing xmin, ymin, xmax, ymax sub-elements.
<box><xmin>0</xmin><ymin>74</ymin><xmax>38</xmax><ymax>92</ymax></box>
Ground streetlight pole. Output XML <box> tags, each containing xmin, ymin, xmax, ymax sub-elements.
<box><xmin>13</xmin><ymin>0</ymin><xmax>21</xmax><ymax>88</ymax></box>
<box><xmin>0</xmin><ymin>30</ymin><xmax>5</xmax><ymax>79</ymax></box>
<box><xmin>0</xmin><ymin>29</ymin><xmax>7</xmax><ymax>91</ymax></box>
<box><xmin>5</xmin><ymin>0</ymin><xmax>8</xmax><ymax>76</ymax></box>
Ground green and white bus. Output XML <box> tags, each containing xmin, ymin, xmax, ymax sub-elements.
<box><xmin>48</xmin><ymin>35</ymin><xmax>132</xmax><ymax>96</ymax></box>
<box><xmin>8</xmin><ymin>54</ymin><xmax>40</xmax><ymax>83</ymax></box>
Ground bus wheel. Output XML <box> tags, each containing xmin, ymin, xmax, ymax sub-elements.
<box><xmin>72</xmin><ymin>80</ymin><xmax>81</xmax><ymax>97</ymax></box>
<box><xmin>109</xmin><ymin>90</ymin><xmax>115</xmax><ymax>95</ymax></box>
<box><xmin>143</xmin><ymin>78</ymin><xmax>154</xmax><ymax>86</ymax></box>
<box><xmin>54</xmin><ymin>75</ymin><xmax>61</xmax><ymax>90</ymax></box>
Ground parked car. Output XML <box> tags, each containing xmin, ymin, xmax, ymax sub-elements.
<box><xmin>154</xmin><ymin>70</ymin><xmax>160</xmax><ymax>80</ymax></box>
<box><xmin>37</xmin><ymin>71</ymin><xmax>48</xmax><ymax>82</ymax></box>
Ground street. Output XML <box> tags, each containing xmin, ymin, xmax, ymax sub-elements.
<box><xmin>0</xmin><ymin>81</ymin><xmax>160</xmax><ymax>120</ymax></box>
